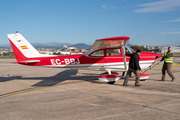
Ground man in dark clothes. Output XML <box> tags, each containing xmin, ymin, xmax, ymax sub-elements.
<box><xmin>123</xmin><ymin>49</ymin><xmax>142</xmax><ymax>86</ymax></box>
<box><xmin>160</xmin><ymin>45</ymin><xmax>175</xmax><ymax>81</ymax></box>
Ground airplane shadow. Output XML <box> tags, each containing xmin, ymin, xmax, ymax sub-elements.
<box><xmin>0</xmin><ymin>69</ymin><xmax>101</xmax><ymax>87</ymax></box>
<box><xmin>0</xmin><ymin>76</ymin><xmax>22</xmax><ymax>82</ymax></box>
<box><xmin>2</xmin><ymin>70</ymin><xmax>152</xmax><ymax>87</ymax></box>
<box><xmin>31</xmin><ymin>69</ymin><xmax>79</xmax><ymax>86</ymax></box>
<box><xmin>30</xmin><ymin>69</ymin><xmax>102</xmax><ymax>87</ymax></box>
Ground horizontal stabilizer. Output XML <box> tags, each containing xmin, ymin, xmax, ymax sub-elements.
<box><xmin>12</xmin><ymin>60</ymin><xmax>40</xmax><ymax>64</ymax></box>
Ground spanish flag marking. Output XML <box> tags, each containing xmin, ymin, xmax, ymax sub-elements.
<box><xmin>21</xmin><ymin>46</ymin><xmax>28</xmax><ymax>49</ymax></box>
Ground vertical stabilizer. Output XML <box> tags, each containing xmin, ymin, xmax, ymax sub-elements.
<box><xmin>7</xmin><ymin>32</ymin><xmax>41</xmax><ymax>62</ymax></box>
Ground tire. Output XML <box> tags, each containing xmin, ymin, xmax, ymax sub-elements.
<box><xmin>108</xmin><ymin>81</ymin><xmax>115</xmax><ymax>84</ymax></box>
<box><xmin>140</xmin><ymin>79</ymin><xmax>146</xmax><ymax>81</ymax></box>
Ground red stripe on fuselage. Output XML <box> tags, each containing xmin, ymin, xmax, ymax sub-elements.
<box><xmin>9</xmin><ymin>39</ymin><xmax>26</xmax><ymax>62</ymax></box>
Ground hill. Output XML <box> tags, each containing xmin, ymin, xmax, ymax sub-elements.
<box><xmin>0</xmin><ymin>42</ymin><xmax>91</xmax><ymax>49</ymax></box>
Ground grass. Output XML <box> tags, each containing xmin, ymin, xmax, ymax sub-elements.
<box><xmin>0</xmin><ymin>56</ymin><xmax>15</xmax><ymax>59</ymax></box>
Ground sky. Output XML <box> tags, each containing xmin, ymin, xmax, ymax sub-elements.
<box><xmin>0</xmin><ymin>0</ymin><xmax>180</xmax><ymax>46</ymax></box>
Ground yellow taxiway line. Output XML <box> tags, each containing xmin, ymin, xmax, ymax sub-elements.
<box><xmin>172</xmin><ymin>64</ymin><xmax>180</xmax><ymax>66</ymax></box>
<box><xmin>0</xmin><ymin>80</ymin><xmax>91</xmax><ymax>98</ymax></box>
<box><xmin>158</xmin><ymin>64</ymin><xmax>180</xmax><ymax>66</ymax></box>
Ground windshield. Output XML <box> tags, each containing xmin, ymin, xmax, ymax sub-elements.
<box><xmin>83</xmin><ymin>49</ymin><xmax>94</xmax><ymax>56</ymax></box>
<box><xmin>125</xmin><ymin>45</ymin><xmax>134</xmax><ymax>53</ymax></box>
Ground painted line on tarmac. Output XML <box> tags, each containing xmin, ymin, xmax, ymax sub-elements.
<box><xmin>172</xmin><ymin>64</ymin><xmax>180</xmax><ymax>66</ymax></box>
<box><xmin>158</xmin><ymin>64</ymin><xmax>180</xmax><ymax>66</ymax></box>
<box><xmin>0</xmin><ymin>80</ymin><xmax>92</xmax><ymax>99</ymax></box>
<box><xmin>148</xmin><ymin>71</ymin><xmax>180</xmax><ymax>75</ymax></box>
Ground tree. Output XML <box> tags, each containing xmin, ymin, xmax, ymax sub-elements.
<box><xmin>3</xmin><ymin>52</ymin><xmax>14</xmax><ymax>56</ymax></box>
<box><xmin>71</xmin><ymin>49</ymin><xmax>75</xmax><ymax>52</ymax></box>
<box><xmin>130</xmin><ymin>45</ymin><xmax>142</xmax><ymax>51</ymax></box>
<box><xmin>141</xmin><ymin>46</ymin><xmax>147</xmax><ymax>51</ymax></box>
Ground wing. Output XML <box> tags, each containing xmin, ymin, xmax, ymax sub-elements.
<box><xmin>91</xmin><ymin>36</ymin><xmax>130</xmax><ymax>50</ymax></box>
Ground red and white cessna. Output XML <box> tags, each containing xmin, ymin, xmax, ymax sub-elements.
<box><xmin>7</xmin><ymin>32</ymin><xmax>162</xmax><ymax>84</ymax></box>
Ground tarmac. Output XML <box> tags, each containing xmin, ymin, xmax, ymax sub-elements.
<box><xmin>0</xmin><ymin>58</ymin><xmax>180</xmax><ymax>120</ymax></box>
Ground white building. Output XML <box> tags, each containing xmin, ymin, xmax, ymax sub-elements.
<box><xmin>60</xmin><ymin>51</ymin><xmax>71</xmax><ymax>55</ymax></box>
<box><xmin>161</xmin><ymin>46</ymin><xmax>180</xmax><ymax>54</ymax></box>
<box><xmin>0</xmin><ymin>48</ymin><xmax>11</xmax><ymax>56</ymax></box>
<box><xmin>38</xmin><ymin>51</ymin><xmax>54</xmax><ymax>55</ymax></box>
<box><xmin>63</xmin><ymin>45</ymin><xmax>68</xmax><ymax>49</ymax></box>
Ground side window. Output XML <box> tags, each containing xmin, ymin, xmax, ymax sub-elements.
<box><xmin>106</xmin><ymin>49</ymin><xmax>121</xmax><ymax>56</ymax></box>
<box><xmin>90</xmin><ymin>50</ymin><xmax>104</xmax><ymax>57</ymax></box>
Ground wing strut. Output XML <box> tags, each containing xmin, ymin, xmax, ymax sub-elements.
<box><xmin>122</xmin><ymin>42</ymin><xmax>128</xmax><ymax>71</ymax></box>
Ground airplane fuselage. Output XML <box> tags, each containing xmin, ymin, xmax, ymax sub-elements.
<box><xmin>19</xmin><ymin>50</ymin><xmax>160</xmax><ymax>72</ymax></box>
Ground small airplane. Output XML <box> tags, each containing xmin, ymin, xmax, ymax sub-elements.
<box><xmin>7</xmin><ymin>32</ymin><xmax>162</xmax><ymax>84</ymax></box>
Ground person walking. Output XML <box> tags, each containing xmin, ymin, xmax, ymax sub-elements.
<box><xmin>123</xmin><ymin>49</ymin><xmax>142</xmax><ymax>86</ymax></box>
<box><xmin>160</xmin><ymin>45</ymin><xmax>175</xmax><ymax>81</ymax></box>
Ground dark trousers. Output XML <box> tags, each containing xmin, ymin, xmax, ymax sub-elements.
<box><xmin>162</xmin><ymin>63</ymin><xmax>175</xmax><ymax>80</ymax></box>
<box><xmin>122</xmin><ymin>72</ymin><xmax>132</xmax><ymax>77</ymax></box>
<box><xmin>123</xmin><ymin>68</ymin><xmax>140</xmax><ymax>85</ymax></box>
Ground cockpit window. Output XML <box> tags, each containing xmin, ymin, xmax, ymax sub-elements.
<box><xmin>90</xmin><ymin>50</ymin><xmax>104</xmax><ymax>57</ymax></box>
<box><xmin>106</xmin><ymin>49</ymin><xmax>121</xmax><ymax>56</ymax></box>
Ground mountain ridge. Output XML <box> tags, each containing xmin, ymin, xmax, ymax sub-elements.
<box><xmin>0</xmin><ymin>42</ymin><xmax>92</xmax><ymax>49</ymax></box>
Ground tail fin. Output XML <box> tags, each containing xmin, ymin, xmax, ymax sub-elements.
<box><xmin>7</xmin><ymin>32</ymin><xmax>47</xmax><ymax>63</ymax></box>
